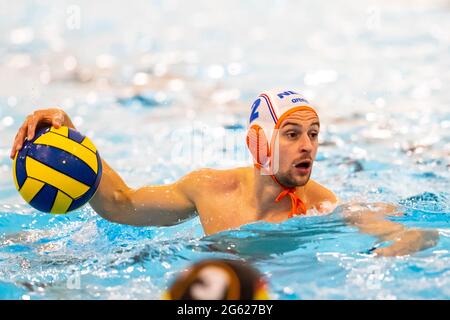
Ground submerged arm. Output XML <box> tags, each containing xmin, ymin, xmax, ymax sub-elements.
<box><xmin>341</xmin><ymin>203</ymin><xmax>439</xmax><ymax>257</ymax></box>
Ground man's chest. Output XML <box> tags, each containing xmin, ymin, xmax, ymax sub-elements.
<box><xmin>194</xmin><ymin>191</ymin><xmax>296</xmax><ymax>235</ymax></box>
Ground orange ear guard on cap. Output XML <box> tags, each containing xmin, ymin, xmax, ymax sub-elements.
<box><xmin>246</xmin><ymin>124</ymin><xmax>270</xmax><ymax>170</ymax></box>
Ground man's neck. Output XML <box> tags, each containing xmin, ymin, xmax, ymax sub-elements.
<box><xmin>251</xmin><ymin>168</ymin><xmax>307</xmax><ymax>218</ymax></box>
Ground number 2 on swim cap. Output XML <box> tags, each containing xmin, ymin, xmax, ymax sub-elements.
<box><xmin>249</xmin><ymin>98</ymin><xmax>261</xmax><ymax>123</ymax></box>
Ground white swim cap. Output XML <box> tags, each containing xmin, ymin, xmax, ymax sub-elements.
<box><xmin>246</xmin><ymin>89</ymin><xmax>319</xmax><ymax>171</ymax></box>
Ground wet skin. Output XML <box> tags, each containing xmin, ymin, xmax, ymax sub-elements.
<box><xmin>11</xmin><ymin>108</ymin><xmax>439</xmax><ymax>256</ymax></box>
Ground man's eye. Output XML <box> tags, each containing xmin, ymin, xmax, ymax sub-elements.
<box><xmin>286</xmin><ymin>132</ymin><xmax>298</xmax><ymax>138</ymax></box>
<box><xmin>309</xmin><ymin>131</ymin><xmax>318</xmax><ymax>138</ymax></box>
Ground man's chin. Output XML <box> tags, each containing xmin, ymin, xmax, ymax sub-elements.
<box><xmin>277</xmin><ymin>173</ymin><xmax>311</xmax><ymax>188</ymax></box>
<box><xmin>292</xmin><ymin>172</ymin><xmax>312</xmax><ymax>187</ymax></box>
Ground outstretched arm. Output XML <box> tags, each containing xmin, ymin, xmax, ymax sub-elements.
<box><xmin>10</xmin><ymin>108</ymin><xmax>200</xmax><ymax>227</ymax></box>
<box><xmin>341</xmin><ymin>203</ymin><xmax>439</xmax><ymax>257</ymax></box>
<box><xmin>90</xmin><ymin>160</ymin><xmax>199</xmax><ymax>226</ymax></box>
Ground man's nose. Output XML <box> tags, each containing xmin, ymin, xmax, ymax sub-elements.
<box><xmin>298</xmin><ymin>133</ymin><xmax>313</xmax><ymax>153</ymax></box>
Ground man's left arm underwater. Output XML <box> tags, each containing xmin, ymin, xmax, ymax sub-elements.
<box><xmin>338</xmin><ymin>202</ymin><xmax>439</xmax><ymax>257</ymax></box>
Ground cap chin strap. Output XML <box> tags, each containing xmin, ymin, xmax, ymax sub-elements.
<box><xmin>270</xmin><ymin>174</ymin><xmax>307</xmax><ymax>218</ymax></box>
<box><xmin>253</xmin><ymin>158</ymin><xmax>307</xmax><ymax>218</ymax></box>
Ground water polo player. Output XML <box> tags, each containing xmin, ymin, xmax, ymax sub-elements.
<box><xmin>164</xmin><ymin>258</ymin><xmax>270</xmax><ymax>300</ymax></box>
<box><xmin>10</xmin><ymin>89</ymin><xmax>439</xmax><ymax>257</ymax></box>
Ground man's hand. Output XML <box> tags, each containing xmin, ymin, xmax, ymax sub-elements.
<box><xmin>374</xmin><ymin>229</ymin><xmax>440</xmax><ymax>257</ymax></box>
<box><xmin>10</xmin><ymin>108</ymin><xmax>75</xmax><ymax>159</ymax></box>
<box><xmin>341</xmin><ymin>202</ymin><xmax>440</xmax><ymax>257</ymax></box>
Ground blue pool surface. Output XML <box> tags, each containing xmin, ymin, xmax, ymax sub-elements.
<box><xmin>0</xmin><ymin>0</ymin><xmax>449</xmax><ymax>299</ymax></box>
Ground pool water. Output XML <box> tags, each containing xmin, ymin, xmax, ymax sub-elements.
<box><xmin>0</xmin><ymin>0</ymin><xmax>449</xmax><ymax>299</ymax></box>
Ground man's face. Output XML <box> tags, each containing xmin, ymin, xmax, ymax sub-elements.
<box><xmin>273</xmin><ymin>110</ymin><xmax>320</xmax><ymax>187</ymax></box>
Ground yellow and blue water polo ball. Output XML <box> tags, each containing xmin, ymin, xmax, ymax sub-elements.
<box><xmin>12</xmin><ymin>126</ymin><xmax>102</xmax><ymax>214</ymax></box>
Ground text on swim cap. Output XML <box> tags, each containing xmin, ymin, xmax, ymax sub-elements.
<box><xmin>277</xmin><ymin>91</ymin><xmax>310</xmax><ymax>104</ymax></box>
<box><xmin>291</xmin><ymin>97</ymin><xmax>309</xmax><ymax>104</ymax></box>
<box><xmin>277</xmin><ymin>91</ymin><xmax>298</xmax><ymax>99</ymax></box>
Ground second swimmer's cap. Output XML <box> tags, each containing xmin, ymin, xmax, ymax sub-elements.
<box><xmin>163</xmin><ymin>259</ymin><xmax>270</xmax><ymax>300</ymax></box>
<box><xmin>246</xmin><ymin>89</ymin><xmax>319</xmax><ymax>172</ymax></box>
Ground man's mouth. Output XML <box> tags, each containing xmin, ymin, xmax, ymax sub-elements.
<box><xmin>292</xmin><ymin>159</ymin><xmax>312</xmax><ymax>174</ymax></box>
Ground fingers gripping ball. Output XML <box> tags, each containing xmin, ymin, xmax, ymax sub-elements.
<box><xmin>12</xmin><ymin>126</ymin><xmax>102</xmax><ymax>214</ymax></box>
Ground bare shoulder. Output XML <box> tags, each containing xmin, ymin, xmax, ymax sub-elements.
<box><xmin>177</xmin><ymin>167</ymin><xmax>249</xmax><ymax>196</ymax></box>
<box><xmin>306</xmin><ymin>179</ymin><xmax>339</xmax><ymax>205</ymax></box>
